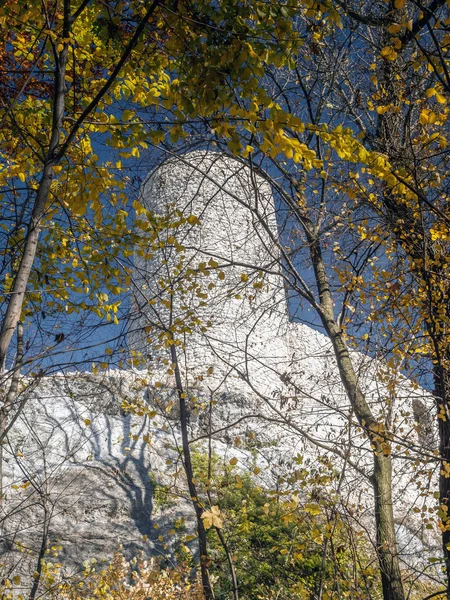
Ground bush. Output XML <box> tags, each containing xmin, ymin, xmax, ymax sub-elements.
<box><xmin>44</xmin><ymin>552</ymin><xmax>203</xmax><ymax>600</ymax></box>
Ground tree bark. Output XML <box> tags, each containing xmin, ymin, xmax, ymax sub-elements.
<box><xmin>310</xmin><ymin>236</ymin><xmax>405</xmax><ymax>600</ymax></box>
<box><xmin>0</xmin><ymin>0</ymin><xmax>71</xmax><ymax>369</ymax></box>
<box><xmin>433</xmin><ymin>363</ymin><xmax>450</xmax><ymax>597</ymax></box>
<box><xmin>373</xmin><ymin>454</ymin><xmax>405</xmax><ymax>600</ymax></box>
<box><xmin>29</xmin><ymin>504</ymin><xmax>49</xmax><ymax>600</ymax></box>
<box><xmin>0</xmin><ymin>321</ymin><xmax>23</xmax><ymax>508</ymax></box>
<box><xmin>215</xmin><ymin>526</ymin><xmax>239</xmax><ymax>600</ymax></box>
<box><xmin>0</xmin><ymin>164</ymin><xmax>56</xmax><ymax>370</ymax></box>
<box><xmin>170</xmin><ymin>343</ymin><xmax>215</xmax><ymax>600</ymax></box>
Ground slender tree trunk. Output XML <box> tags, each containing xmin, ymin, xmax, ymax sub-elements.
<box><xmin>206</xmin><ymin>395</ymin><xmax>239</xmax><ymax>600</ymax></box>
<box><xmin>0</xmin><ymin>411</ymin><xmax>5</xmax><ymax>509</ymax></box>
<box><xmin>170</xmin><ymin>343</ymin><xmax>215</xmax><ymax>600</ymax></box>
<box><xmin>373</xmin><ymin>454</ymin><xmax>405</xmax><ymax>600</ymax></box>
<box><xmin>310</xmin><ymin>237</ymin><xmax>405</xmax><ymax>600</ymax></box>
<box><xmin>0</xmin><ymin>167</ymin><xmax>55</xmax><ymax>369</ymax></box>
<box><xmin>379</xmin><ymin>195</ymin><xmax>450</xmax><ymax>594</ymax></box>
<box><xmin>327</xmin><ymin>326</ymin><xmax>405</xmax><ymax>600</ymax></box>
<box><xmin>0</xmin><ymin>0</ymin><xmax>71</xmax><ymax>369</ymax></box>
<box><xmin>29</xmin><ymin>505</ymin><xmax>49</xmax><ymax>600</ymax></box>
<box><xmin>433</xmin><ymin>363</ymin><xmax>450</xmax><ymax>597</ymax></box>
<box><xmin>215</xmin><ymin>527</ymin><xmax>239</xmax><ymax>600</ymax></box>
<box><xmin>0</xmin><ymin>321</ymin><xmax>23</xmax><ymax>508</ymax></box>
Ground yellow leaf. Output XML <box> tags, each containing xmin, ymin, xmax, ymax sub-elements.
<box><xmin>201</xmin><ymin>505</ymin><xmax>223</xmax><ymax>529</ymax></box>
<box><xmin>380</xmin><ymin>46</ymin><xmax>398</xmax><ymax>61</ymax></box>
<box><xmin>420</xmin><ymin>109</ymin><xmax>437</xmax><ymax>125</ymax></box>
<box><xmin>387</xmin><ymin>23</ymin><xmax>402</xmax><ymax>34</ymax></box>
<box><xmin>304</xmin><ymin>503</ymin><xmax>321</xmax><ymax>516</ymax></box>
<box><xmin>83</xmin><ymin>418</ymin><xmax>91</xmax><ymax>426</ymax></box>
<box><xmin>229</xmin><ymin>457</ymin><xmax>238</xmax><ymax>465</ymax></box>
<box><xmin>187</xmin><ymin>214</ymin><xmax>200</xmax><ymax>225</ymax></box>
<box><xmin>394</xmin><ymin>0</ymin><xmax>405</xmax><ymax>8</ymax></box>
<box><xmin>18</xmin><ymin>172</ymin><xmax>25</xmax><ymax>182</ymax></box>
<box><xmin>149</xmin><ymin>130</ymin><xmax>165</xmax><ymax>144</ymax></box>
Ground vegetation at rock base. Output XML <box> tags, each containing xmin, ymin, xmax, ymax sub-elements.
<box><xmin>42</xmin><ymin>553</ymin><xmax>202</xmax><ymax>600</ymax></box>
<box><xmin>190</xmin><ymin>451</ymin><xmax>380</xmax><ymax>600</ymax></box>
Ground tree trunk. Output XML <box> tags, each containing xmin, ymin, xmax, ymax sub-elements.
<box><xmin>29</xmin><ymin>504</ymin><xmax>49</xmax><ymax>600</ymax></box>
<box><xmin>433</xmin><ymin>363</ymin><xmax>450</xmax><ymax>596</ymax></box>
<box><xmin>0</xmin><ymin>167</ymin><xmax>55</xmax><ymax>369</ymax></box>
<box><xmin>374</xmin><ymin>454</ymin><xmax>405</xmax><ymax>600</ymax></box>
<box><xmin>0</xmin><ymin>322</ymin><xmax>23</xmax><ymax>508</ymax></box>
<box><xmin>327</xmin><ymin>326</ymin><xmax>405</xmax><ymax>600</ymax></box>
<box><xmin>170</xmin><ymin>343</ymin><xmax>215</xmax><ymax>600</ymax></box>
<box><xmin>310</xmin><ymin>237</ymin><xmax>405</xmax><ymax>600</ymax></box>
<box><xmin>0</xmin><ymin>0</ymin><xmax>71</xmax><ymax>369</ymax></box>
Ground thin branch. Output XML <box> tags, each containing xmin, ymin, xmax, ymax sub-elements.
<box><xmin>56</xmin><ymin>0</ymin><xmax>163</xmax><ymax>160</ymax></box>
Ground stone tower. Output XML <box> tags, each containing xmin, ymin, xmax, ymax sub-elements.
<box><xmin>129</xmin><ymin>151</ymin><xmax>291</xmax><ymax>394</ymax></box>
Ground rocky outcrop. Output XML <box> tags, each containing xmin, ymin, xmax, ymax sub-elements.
<box><xmin>0</xmin><ymin>344</ymin><xmax>438</xmax><ymax>582</ymax></box>
<box><xmin>0</xmin><ymin>153</ymin><xmax>439</xmax><ymax>586</ymax></box>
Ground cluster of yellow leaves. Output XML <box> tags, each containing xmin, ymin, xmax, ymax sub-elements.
<box><xmin>0</xmin><ymin>0</ymin><xmax>418</xmax><ymax>343</ymax></box>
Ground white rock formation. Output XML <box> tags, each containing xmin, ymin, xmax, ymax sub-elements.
<box><xmin>129</xmin><ymin>151</ymin><xmax>434</xmax><ymax>473</ymax></box>
<box><xmin>0</xmin><ymin>152</ymin><xmax>439</xmax><ymax>586</ymax></box>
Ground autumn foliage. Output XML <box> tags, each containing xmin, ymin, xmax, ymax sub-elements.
<box><xmin>46</xmin><ymin>553</ymin><xmax>203</xmax><ymax>600</ymax></box>
<box><xmin>3</xmin><ymin>0</ymin><xmax>450</xmax><ymax>599</ymax></box>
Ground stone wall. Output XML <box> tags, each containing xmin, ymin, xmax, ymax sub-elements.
<box><xmin>129</xmin><ymin>151</ymin><xmax>291</xmax><ymax>397</ymax></box>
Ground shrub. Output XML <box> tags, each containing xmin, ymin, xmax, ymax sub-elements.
<box><xmin>45</xmin><ymin>552</ymin><xmax>203</xmax><ymax>600</ymax></box>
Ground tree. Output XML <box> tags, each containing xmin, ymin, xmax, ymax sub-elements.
<box><xmin>6</xmin><ymin>1</ymin><xmax>450</xmax><ymax>598</ymax></box>
<box><xmin>192</xmin><ymin>450</ymin><xmax>382</xmax><ymax>600</ymax></box>
<box><xmin>133</xmin><ymin>1</ymin><xmax>450</xmax><ymax>596</ymax></box>
<box><xmin>0</xmin><ymin>2</ymin><xmax>313</xmax><ymax>598</ymax></box>
<box><xmin>130</xmin><ymin>146</ymin><xmax>426</xmax><ymax>600</ymax></box>
<box><xmin>295</xmin><ymin>0</ymin><xmax>450</xmax><ymax>594</ymax></box>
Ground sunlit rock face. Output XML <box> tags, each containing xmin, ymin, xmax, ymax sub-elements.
<box><xmin>0</xmin><ymin>153</ymin><xmax>439</xmax><ymax>585</ymax></box>
<box><xmin>0</xmin><ymin>373</ymin><xmax>195</xmax><ymax>580</ymax></box>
